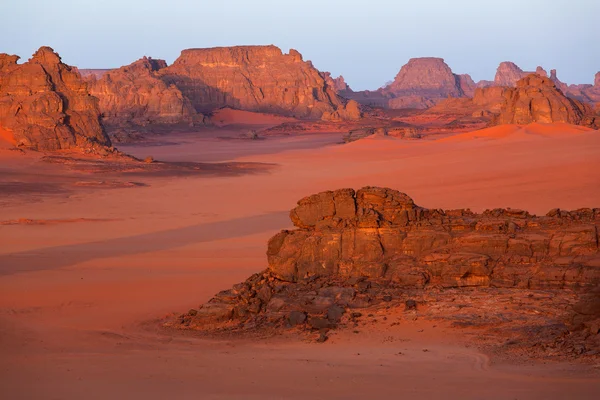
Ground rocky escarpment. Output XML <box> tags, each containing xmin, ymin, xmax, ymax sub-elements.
<box><xmin>158</xmin><ymin>45</ymin><xmax>358</xmax><ymax>120</ymax></box>
<box><xmin>0</xmin><ymin>47</ymin><xmax>111</xmax><ymax>151</ymax></box>
<box><xmin>86</xmin><ymin>56</ymin><xmax>200</xmax><ymax>127</ymax></box>
<box><xmin>168</xmin><ymin>187</ymin><xmax>600</xmax><ymax>358</ymax></box>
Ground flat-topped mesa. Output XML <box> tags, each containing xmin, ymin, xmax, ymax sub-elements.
<box><xmin>0</xmin><ymin>46</ymin><xmax>111</xmax><ymax>151</ymax></box>
<box><xmin>158</xmin><ymin>45</ymin><xmax>354</xmax><ymax>119</ymax></box>
<box><xmin>346</xmin><ymin>57</ymin><xmax>472</xmax><ymax>110</ymax></box>
<box><xmin>87</xmin><ymin>56</ymin><xmax>199</xmax><ymax>127</ymax></box>
<box><xmin>383</xmin><ymin>57</ymin><xmax>467</xmax><ymax>109</ymax></box>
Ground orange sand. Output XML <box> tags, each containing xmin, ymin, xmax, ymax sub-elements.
<box><xmin>1</xmin><ymin>123</ymin><xmax>599</xmax><ymax>399</ymax></box>
<box><xmin>0</xmin><ymin>126</ymin><xmax>15</xmax><ymax>146</ymax></box>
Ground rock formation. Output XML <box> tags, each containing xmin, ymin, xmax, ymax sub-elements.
<box><xmin>426</xmin><ymin>74</ymin><xmax>597</xmax><ymax>128</ymax></box>
<box><xmin>492</xmin><ymin>74</ymin><xmax>592</xmax><ymax>125</ymax></box>
<box><xmin>158</xmin><ymin>45</ymin><xmax>351</xmax><ymax>119</ymax></box>
<box><xmin>493</xmin><ymin>62</ymin><xmax>528</xmax><ymax>86</ymax></box>
<box><xmin>0</xmin><ymin>47</ymin><xmax>111</xmax><ymax>150</ymax></box>
<box><xmin>86</xmin><ymin>56</ymin><xmax>199</xmax><ymax>126</ymax></box>
<box><xmin>344</xmin><ymin>58</ymin><xmax>471</xmax><ymax>110</ymax></box>
<box><xmin>566</xmin><ymin>71</ymin><xmax>600</xmax><ymax>105</ymax></box>
<box><xmin>322</xmin><ymin>72</ymin><xmax>351</xmax><ymax>93</ymax></box>
<box><xmin>78</xmin><ymin>69</ymin><xmax>111</xmax><ymax>79</ymax></box>
<box><xmin>169</xmin><ymin>187</ymin><xmax>599</xmax><ymax>357</ymax></box>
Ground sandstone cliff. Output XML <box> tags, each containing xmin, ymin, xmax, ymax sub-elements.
<box><xmin>86</xmin><ymin>56</ymin><xmax>199</xmax><ymax>126</ymax></box>
<box><xmin>158</xmin><ymin>45</ymin><xmax>351</xmax><ymax>119</ymax></box>
<box><xmin>0</xmin><ymin>47</ymin><xmax>111</xmax><ymax>150</ymax></box>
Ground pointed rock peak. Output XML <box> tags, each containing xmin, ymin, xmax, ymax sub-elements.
<box><xmin>595</xmin><ymin>71</ymin><xmax>600</xmax><ymax>87</ymax></box>
<box><xmin>31</xmin><ymin>46</ymin><xmax>62</xmax><ymax>65</ymax></box>
<box><xmin>0</xmin><ymin>54</ymin><xmax>20</xmax><ymax>70</ymax></box>
<box><xmin>536</xmin><ymin>66</ymin><xmax>548</xmax><ymax>77</ymax></box>
<box><xmin>550</xmin><ymin>69</ymin><xmax>558</xmax><ymax>80</ymax></box>
<box><xmin>288</xmin><ymin>49</ymin><xmax>303</xmax><ymax>62</ymax></box>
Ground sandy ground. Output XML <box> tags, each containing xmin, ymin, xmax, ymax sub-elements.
<box><xmin>1</xmin><ymin>123</ymin><xmax>600</xmax><ymax>399</ymax></box>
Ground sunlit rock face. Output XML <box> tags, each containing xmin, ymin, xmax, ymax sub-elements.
<box><xmin>86</xmin><ymin>56</ymin><xmax>199</xmax><ymax>127</ymax></box>
<box><xmin>158</xmin><ymin>45</ymin><xmax>352</xmax><ymax>119</ymax></box>
<box><xmin>0</xmin><ymin>47</ymin><xmax>110</xmax><ymax>150</ymax></box>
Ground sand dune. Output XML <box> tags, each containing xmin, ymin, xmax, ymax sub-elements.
<box><xmin>1</xmin><ymin>122</ymin><xmax>599</xmax><ymax>399</ymax></box>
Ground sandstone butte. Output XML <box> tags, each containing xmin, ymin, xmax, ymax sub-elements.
<box><xmin>85</xmin><ymin>56</ymin><xmax>200</xmax><ymax>127</ymax></box>
<box><xmin>426</xmin><ymin>73</ymin><xmax>598</xmax><ymax>128</ymax></box>
<box><xmin>345</xmin><ymin>57</ymin><xmax>475</xmax><ymax>109</ymax></box>
<box><xmin>0</xmin><ymin>47</ymin><xmax>111</xmax><ymax>151</ymax></box>
<box><xmin>168</xmin><ymin>187</ymin><xmax>600</xmax><ymax>356</ymax></box>
<box><xmin>158</xmin><ymin>45</ymin><xmax>361</xmax><ymax>121</ymax></box>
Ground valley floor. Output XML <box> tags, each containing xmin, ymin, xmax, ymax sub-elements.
<box><xmin>1</xmin><ymin>123</ymin><xmax>599</xmax><ymax>399</ymax></box>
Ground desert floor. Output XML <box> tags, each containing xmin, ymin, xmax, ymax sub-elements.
<box><xmin>1</xmin><ymin>122</ymin><xmax>600</xmax><ymax>399</ymax></box>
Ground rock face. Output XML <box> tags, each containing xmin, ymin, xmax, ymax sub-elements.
<box><xmin>172</xmin><ymin>187</ymin><xmax>600</xmax><ymax>358</ymax></box>
<box><xmin>427</xmin><ymin>74</ymin><xmax>597</xmax><ymax>128</ymax></box>
<box><xmin>345</xmin><ymin>58</ymin><xmax>470</xmax><ymax>110</ymax></box>
<box><xmin>268</xmin><ymin>187</ymin><xmax>599</xmax><ymax>286</ymax></box>
<box><xmin>493</xmin><ymin>62</ymin><xmax>528</xmax><ymax>86</ymax></box>
<box><xmin>492</xmin><ymin>74</ymin><xmax>592</xmax><ymax>125</ymax></box>
<box><xmin>382</xmin><ymin>58</ymin><xmax>468</xmax><ymax>109</ymax></box>
<box><xmin>159</xmin><ymin>45</ymin><xmax>350</xmax><ymax>119</ymax></box>
<box><xmin>86</xmin><ymin>57</ymin><xmax>199</xmax><ymax>126</ymax></box>
<box><xmin>322</xmin><ymin>72</ymin><xmax>350</xmax><ymax>92</ymax></box>
<box><xmin>566</xmin><ymin>71</ymin><xmax>600</xmax><ymax>105</ymax></box>
<box><xmin>78</xmin><ymin>69</ymin><xmax>111</xmax><ymax>79</ymax></box>
<box><xmin>0</xmin><ymin>47</ymin><xmax>110</xmax><ymax>150</ymax></box>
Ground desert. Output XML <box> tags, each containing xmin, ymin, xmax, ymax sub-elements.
<box><xmin>1</xmin><ymin>2</ymin><xmax>600</xmax><ymax>399</ymax></box>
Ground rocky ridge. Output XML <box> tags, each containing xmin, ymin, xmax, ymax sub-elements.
<box><xmin>86</xmin><ymin>56</ymin><xmax>200</xmax><ymax>127</ymax></box>
<box><xmin>167</xmin><ymin>187</ymin><xmax>600</xmax><ymax>359</ymax></box>
<box><xmin>159</xmin><ymin>45</ymin><xmax>358</xmax><ymax>120</ymax></box>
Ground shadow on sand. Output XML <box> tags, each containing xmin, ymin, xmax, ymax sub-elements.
<box><xmin>0</xmin><ymin>211</ymin><xmax>290</xmax><ymax>276</ymax></box>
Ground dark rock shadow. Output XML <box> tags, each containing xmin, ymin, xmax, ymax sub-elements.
<box><xmin>0</xmin><ymin>211</ymin><xmax>290</xmax><ymax>276</ymax></box>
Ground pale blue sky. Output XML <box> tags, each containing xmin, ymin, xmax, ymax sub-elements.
<box><xmin>1</xmin><ymin>0</ymin><xmax>598</xmax><ymax>90</ymax></box>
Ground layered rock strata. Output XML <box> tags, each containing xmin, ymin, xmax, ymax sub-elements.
<box><xmin>86</xmin><ymin>56</ymin><xmax>199</xmax><ymax>126</ymax></box>
<box><xmin>172</xmin><ymin>187</ymin><xmax>599</xmax><ymax>349</ymax></box>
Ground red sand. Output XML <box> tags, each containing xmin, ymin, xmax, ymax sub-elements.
<box><xmin>1</xmin><ymin>123</ymin><xmax>599</xmax><ymax>399</ymax></box>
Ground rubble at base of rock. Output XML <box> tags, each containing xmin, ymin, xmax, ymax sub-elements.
<box><xmin>165</xmin><ymin>187</ymin><xmax>600</xmax><ymax>361</ymax></box>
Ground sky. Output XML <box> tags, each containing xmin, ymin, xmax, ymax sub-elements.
<box><xmin>1</xmin><ymin>0</ymin><xmax>598</xmax><ymax>91</ymax></box>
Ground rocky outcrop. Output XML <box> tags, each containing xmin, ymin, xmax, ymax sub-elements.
<box><xmin>0</xmin><ymin>47</ymin><xmax>111</xmax><ymax>150</ymax></box>
<box><xmin>426</xmin><ymin>74</ymin><xmax>597</xmax><ymax>128</ymax></box>
<box><xmin>86</xmin><ymin>57</ymin><xmax>199</xmax><ymax>126</ymax></box>
<box><xmin>158</xmin><ymin>46</ymin><xmax>351</xmax><ymax>119</ymax></box>
<box><xmin>382</xmin><ymin>58</ymin><xmax>468</xmax><ymax>109</ymax></box>
<box><xmin>492</xmin><ymin>74</ymin><xmax>592</xmax><ymax>125</ymax></box>
<box><xmin>566</xmin><ymin>71</ymin><xmax>600</xmax><ymax>105</ymax></box>
<box><xmin>322</xmin><ymin>72</ymin><xmax>350</xmax><ymax>92</ymax></box>
<box><xmin>345</xmin><ymin>58</ymin><xmax>470</xmax><ymax>110</ymax></box>
<box><xmin>493</xmin><ymin>62</ymin><xmax>527</xmax><ymax>86</ymax></box>
<box><xmin>170</xmin><ymin>187</ymin><xmax>600</xmax><ymax>357</ymax></box>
